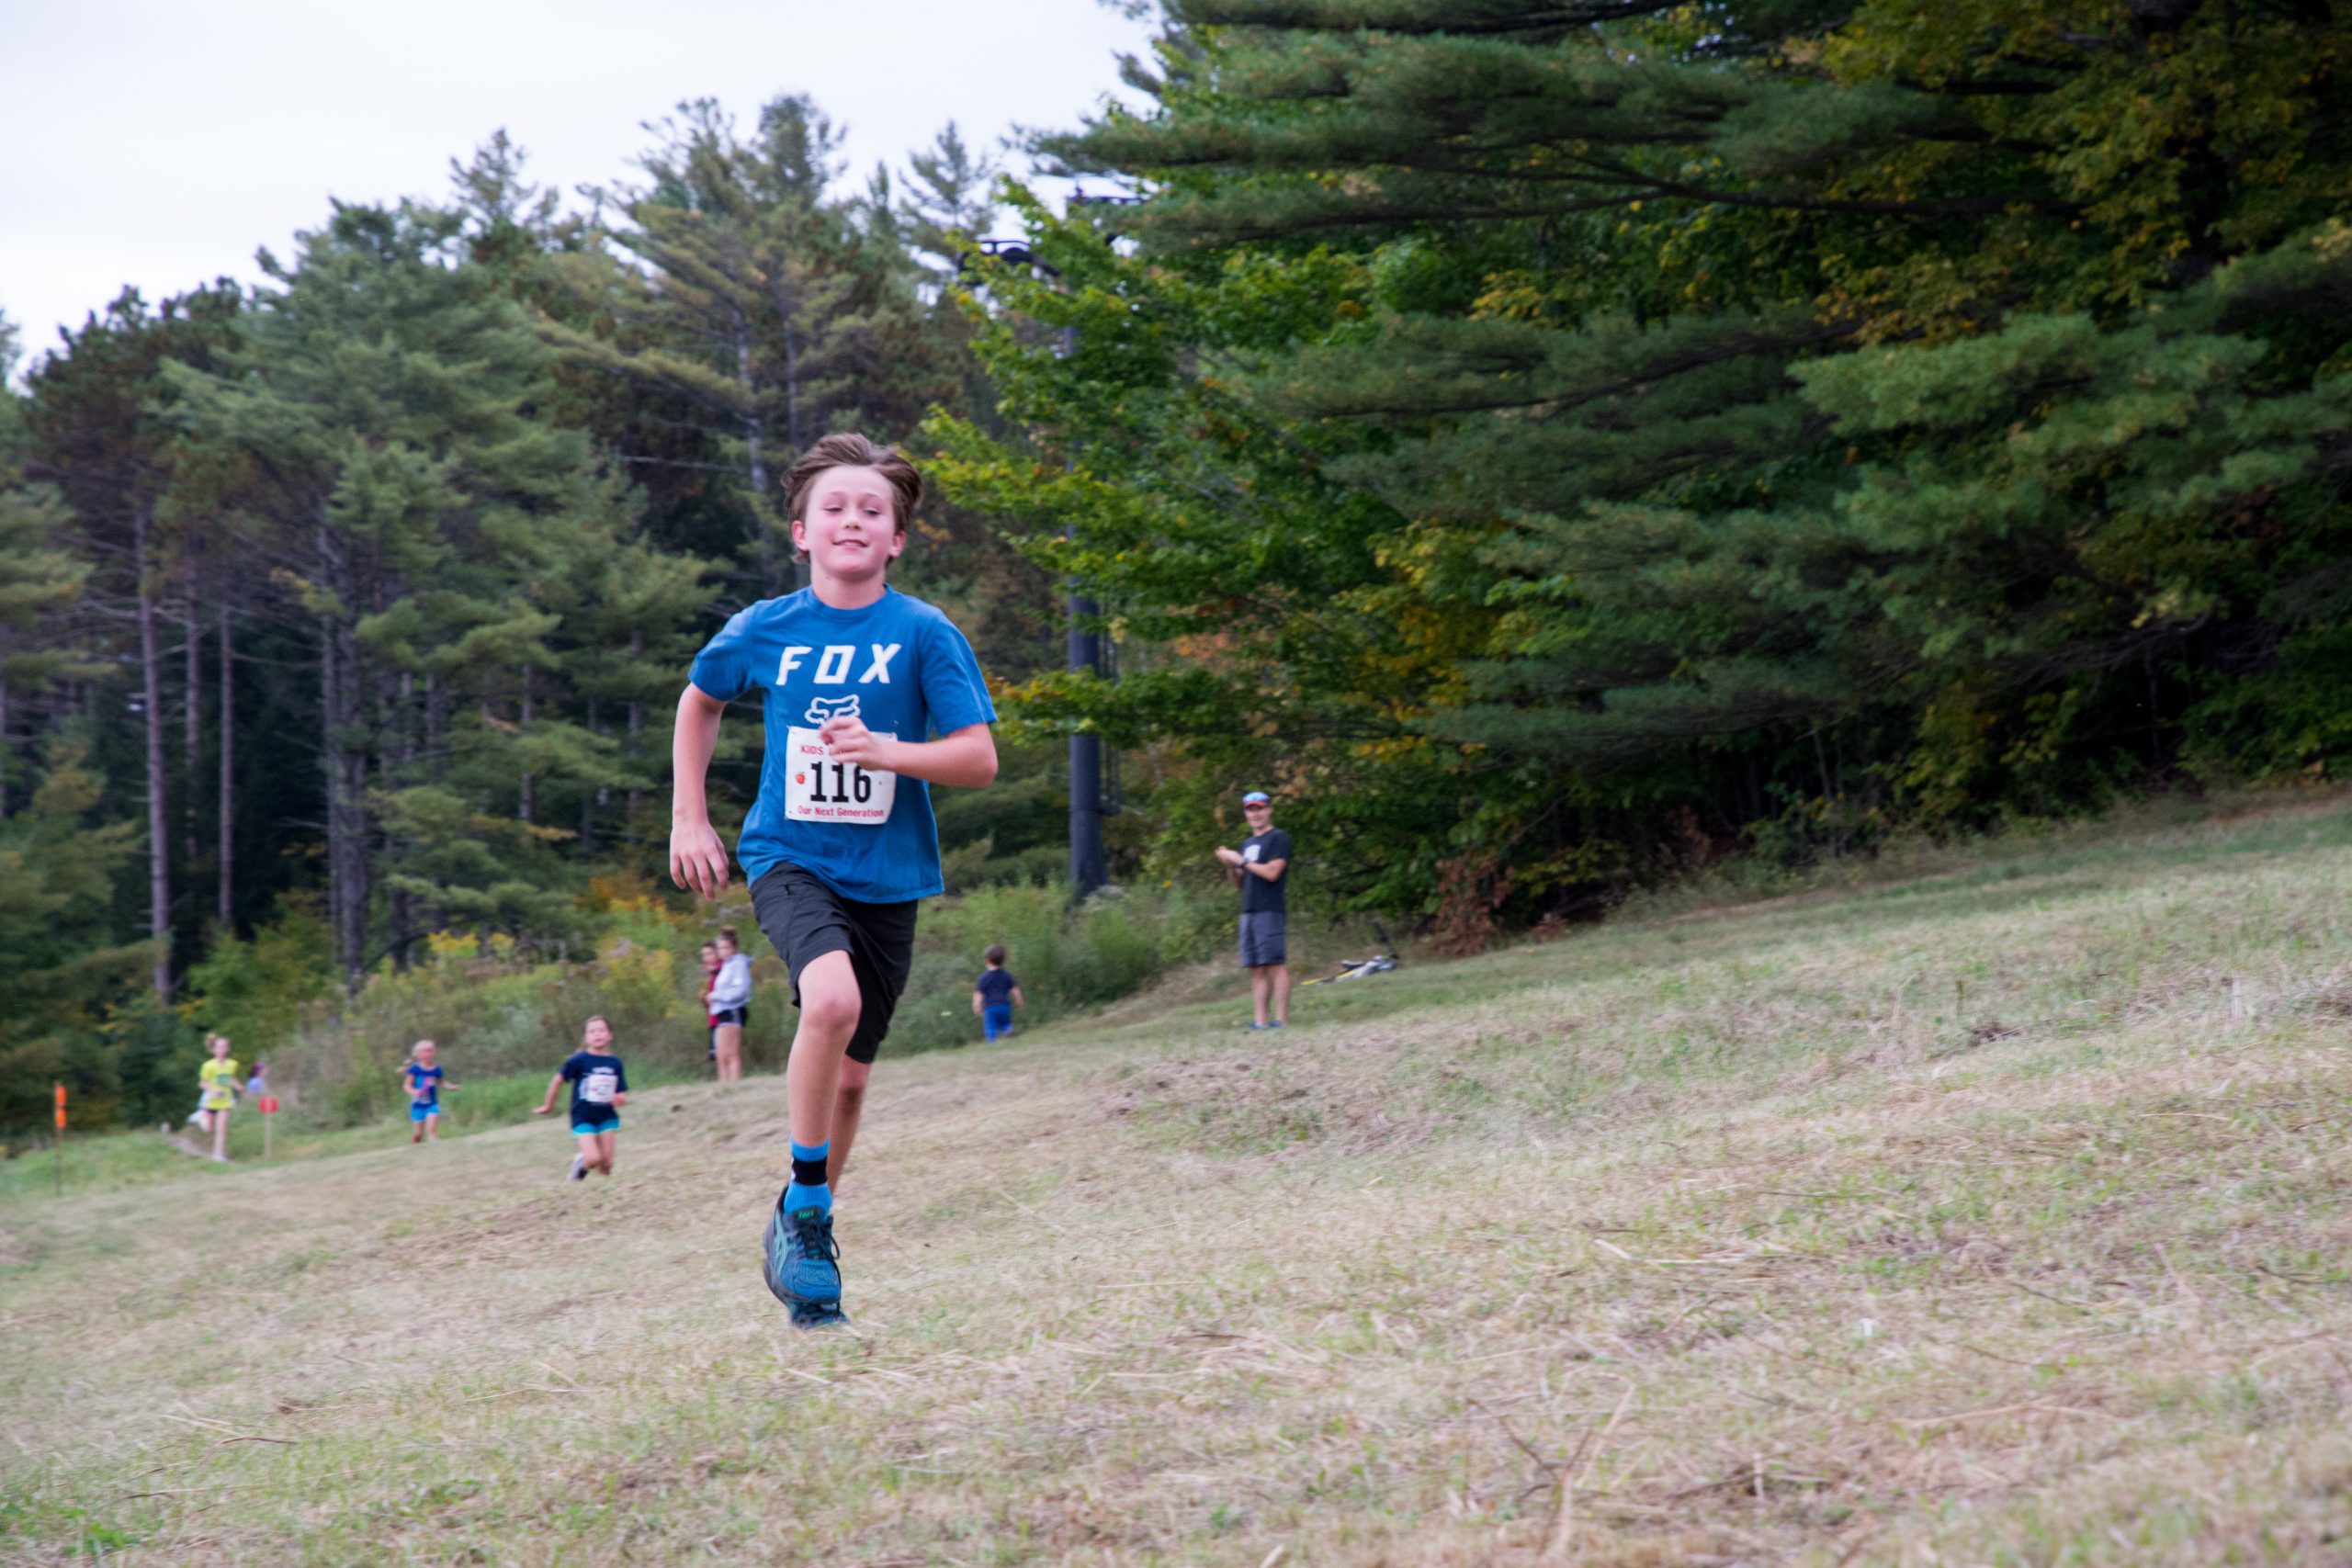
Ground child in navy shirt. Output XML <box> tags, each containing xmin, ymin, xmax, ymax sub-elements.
<box><xmin>669</xmin><ymin>434</ymin><xmax>998</xmax><ymax>1328</ymax></box>
<box><xmin>973</xmin><ymin>943</ymin><xmax>1023</xmax><ymax>1042</ymax></box>
<box><xmin>534</xmin><ymin>1016</ymin><xmax>629</xmax><ymax>1181</ymax></box>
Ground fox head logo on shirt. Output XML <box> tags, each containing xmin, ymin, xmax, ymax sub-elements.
<box><xmin>804</xmin><ymin>694</ymin><xmax>861</xmax><ymax>728</ymax></box>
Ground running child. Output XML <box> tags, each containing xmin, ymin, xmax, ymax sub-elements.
<box><xmin>401</xmin><ymin>1040</ymin><xmax>447</xmax><ymax>1144</ymax></box>
<box><xmin>534</xmin><ymin>1015</ymin><xmax>628</xmax><ymax>1181</ymax></box>
<box><xmin>198</xmin><ymin>1034</ymin><xmax>241</xmax><ymax>1163</ymax></box>
<box><xmin>670</xmin><ymin>433</ymin><xmax>998</xmax><ymax>1328</ymax></box>
<box><xmin>973</xmin><ymin>943</ymin><xmax>1023</xmax><ymax>1042</ymax></box>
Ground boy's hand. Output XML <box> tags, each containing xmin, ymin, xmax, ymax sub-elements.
<box><xmin>1214</xmin><ymin>845</ymin><xmax>1243</xmax><ymax>866</ymax></box>
<box><xmin>671</xmin><ymin>819</ymin><xmax>731</xmax><ymax>898</ymax></box>
<box><xmin>532</xmin><ymin>1105</ymin><xmax>552</xmax><ymax>1116</ymax></box>
<box><xmin>819</xmin><ymin>715</ymin><xmax>897</xmax><ymax>772</ymax></box>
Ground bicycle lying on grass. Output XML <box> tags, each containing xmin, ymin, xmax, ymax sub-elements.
<box><xmin>1298</xmin><ymin>920</ymin><xmax>1400</xmax><ymax>986</ymax></box>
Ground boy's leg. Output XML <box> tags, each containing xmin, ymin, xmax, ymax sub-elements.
<box><xmin>1250</xmin><ymin>965</ymin><xmax>1272</xmax><ymax>1026</ymax></box>
<box><xmin>786</xmin><ymin>952</ymin><xmax>862</xmax><ymax>1149</ymax></box>
<box><xmin>827</xmin><ymin>1057</ymin><xmax>873</xmax><ymax>1190</ymax></box>
<box><xmin>1272</xmin><ymin>963</ymin><xmax>1292</xmax><ymax>1025</ymax></box>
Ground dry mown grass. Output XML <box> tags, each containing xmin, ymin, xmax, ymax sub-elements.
<box><xmin>6</xmin><ymin>806</ymin><xmax>2352</xmax><ymax>1565</ymax></box>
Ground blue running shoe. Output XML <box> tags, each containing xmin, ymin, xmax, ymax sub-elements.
<box><xmin>790</xmin><ymin>1298</ymin><xmax>853</xmax><ymax>1330</ymax></box>
<box><xmin>762</xmin><ymin>1200</ymin><xmax>842</xmax><ymax>1312</ymax></box>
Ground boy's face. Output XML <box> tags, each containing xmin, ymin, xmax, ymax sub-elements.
<box><xmin>794</xmin><ymin>466</ymin><xmax>905</xmax><ymax>585</ymax></box>
<box><xmin>701</xmin><ymin>944</ymin><xmax>719</xmax><ymax>967</ymax></box>
<box><xmin>1243</xmin><ymin>800</ymin><xmax>1273</xmax><ymax>830</ymax></box>
<box><xmin>583</xmin><ymin>1018</ymin><xmax>614</xmax><ymax>1050</ymax></box>
<box><xmin>210</xmin><ymin>1036</ymin><xmax>231</xmax><ymax>1059</ymax></box>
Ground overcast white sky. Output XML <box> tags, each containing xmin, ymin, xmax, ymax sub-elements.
<box><xmin>3</xmin><ymin>0</ymin><xmax>1156</xmax><ymax>367</ymax></box>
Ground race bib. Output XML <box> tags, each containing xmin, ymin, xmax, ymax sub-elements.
<box><xmin>581</xmin><ymin>1071</ymin><xmax>616</xmax><ymax>1105</ymax></box>
<box><xmin>784</xmin><ymin>726</ymin><xmax>898</xmax><ymax>826</ymax></box>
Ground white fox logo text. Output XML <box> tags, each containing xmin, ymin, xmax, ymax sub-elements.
<box><xmin>803</xmin><ymin>694</ymin><xmax>862</xmax><ymax>728</ymax></box>
<box><xmin>775</xmin><ymin>643</ymin><xmax>902</xmax><ymax>686</ymax></box>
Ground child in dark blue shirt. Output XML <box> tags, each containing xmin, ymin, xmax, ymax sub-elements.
<box><xmin>973</xmin><ymin>943</ymin><xmax>1023</xmax><ymax>1042</ymax></box>
<box><xmin>534</xmin><ymin>1016</ymin><xmax>629</xmax><ymax>1181</ymax></box>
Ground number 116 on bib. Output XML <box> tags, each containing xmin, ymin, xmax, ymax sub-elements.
<box><xmin>785</xmin><ymin>727</ymin><xmax>898</xmax><ymax>825</ymax></box>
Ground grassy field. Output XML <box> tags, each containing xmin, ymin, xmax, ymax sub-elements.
<box><xmin>6</xmin><ymin>799</ymin><xmax>2352</xmax><ymax>1566</ymax></box>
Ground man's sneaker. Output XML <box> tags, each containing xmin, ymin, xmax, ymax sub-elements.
<box><xmin>567</xmin><ymin>1155</ymin><xmax>587</xmax><ymax>1182</ymax></box>
<box><xmin>762</xmin><ymin>1201</ymin><xmax>842</xmax><ymax>1312</ymax></box>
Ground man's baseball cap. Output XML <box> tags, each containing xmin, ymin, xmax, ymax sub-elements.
<box><xmin>1241</xmin><ymin>790</ymin><xmax>1272</xmax><ymax>804</ymax></box>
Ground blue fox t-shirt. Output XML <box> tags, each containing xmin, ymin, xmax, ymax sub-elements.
<box><xmin>689</xmin><ymin>587</ymin><xmax>996</xmax><ymax>903</ymax></box>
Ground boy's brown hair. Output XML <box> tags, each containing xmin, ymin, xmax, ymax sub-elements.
<box><xmin>784</xmin><ymin>433</ymin><xmax>922</xmax><ymax>533</ymax></box>
<box><xmin>983</xmin><ymin>943</ymin><xmax>1007</xmax><ymax>967</ymax></box>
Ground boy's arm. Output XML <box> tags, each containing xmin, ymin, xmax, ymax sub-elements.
<box><xmin>670</xmin><ymin>685</ymin><xmax>731</xmax><ymax>898</ymax></box>
<box><xmin>1012</xmin><ymin>985</ymin><xmax>1024</xmax><ymax>1008</ymax></box>
<box><xmin>973</xmin><ymin>988</ymin><xmax>985</xmax><ymax>1016</ymax></box>
<box><xmin>1247</xmin><ymin>857</ymin><xmax>1289</xmax><ymax>882</ymax></box>
<box><xmin>820</xmin><ymin>719</ymin><xmax>997</xmax><ymax>789</ymax></box>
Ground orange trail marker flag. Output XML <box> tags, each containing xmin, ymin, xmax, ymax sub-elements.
<box><xmin>259</xmin><ymin>1094</ymin><xmax>279</xmax><ymax>1159</ymax></box>
<box><xmin>53</xmin><ymin>1082</ymin><xmax>64</xmax><ymax>1197</ymax></box>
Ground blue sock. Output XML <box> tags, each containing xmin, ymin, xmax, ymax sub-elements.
<box><xmin>785</xmin><ymin>1140</ymin><xmax>831</xmax><ymax>1214</ymax></box>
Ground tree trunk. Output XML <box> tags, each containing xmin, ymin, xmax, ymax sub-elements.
<box><xmin>183</xmin><ymin>582</ymin><xmax>201</xmax><ymax>872</ymax></box>
<box><xmin>0</xmin><ymin>680</ymin><xmax>10</xmax><ymax>820</ymax></box>
<box><xmin>734</xmin><ymin>311</ymin><xmax>781</xmax><ymax>594</ymax></box>
<box><xmin>217</xmin><ymin>603</ymin><xmax>233</xmax><ymax>932</ymax></box>
<box><xmin>779</xmin><ymin>312</ymin><xmax>812</xmax><ymax>592</ymax></box>
<box><xmin>625</xmin><ymin>628</ymin><xmax>643</xmax><ymax>823</ymax></box>
<box><xmin>518</xmin><ymin>666</ymin><xmax>536</xmax><ymax>825</ymax></box>
<box><xmin>580</xmin><ymin>692</ymin><xmax>599</xmax><ymax>857</ymax></box>
<box><xmin>318</xmin><ymin>525</ymin><xmax>370</xmax><ymax>990</ymax></box>
<box><xmin>134</xmin><ymin>511</ymin><xmax>172</xmax><ymax>1000</ymax></box>
<box><xmin>426</xmin><ymin>671</ymin><xmax>447</xmax><ymax>785</ymax></box>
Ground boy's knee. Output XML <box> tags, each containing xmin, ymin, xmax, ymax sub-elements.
<box><xmin>798</xmin><ymin>971</ymin><xmax>863</xmax><ymax>1038</ymax></box>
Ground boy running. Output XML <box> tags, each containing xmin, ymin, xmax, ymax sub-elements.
<box><xmin>534</xmin><ymin>1016</ymin><xmax>629</xmax><ymax>1180</ymax></box>
<box><xmin>973</xmin><ymin>943</ymin><xmax>1023</xmax><ymax>1042</ymax></box>
<box><xmin>401</xmin><ymin>1040</ymin><xmax>447</xmax><ymax>1143</ymax></box>
<box><xmin>670</xmin><ymin>434</ymin><xmax>998</xmax><ymax>1328</ymax></box>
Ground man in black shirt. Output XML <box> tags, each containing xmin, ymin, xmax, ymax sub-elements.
<box><xmin>1216</xmin><ymin>789</ymin><xmax>1292</xmax><ymax>1029</ymax></box>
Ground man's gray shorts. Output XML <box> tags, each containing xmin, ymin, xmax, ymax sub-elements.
<box><xmin>1238</xmin><ymin>911</ymin><xmax>1287</xmax><ymax>967</ymax></box>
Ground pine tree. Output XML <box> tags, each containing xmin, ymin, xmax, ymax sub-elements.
<box><xmin>19</xmin><ymin>286</ymin><xmax>240</xmax><ymax>992</ymax></box>
<box><xmin>1003</xmin><ymin>0</ymin><xmax>2352</xmax><ymax>906</ymax></box>
<box><xmin>541</xmin><ymin>98</ymin><xmax>854</xmax><ymax>593</ymax></box>
<box><xmin>168</xmin><ymin>202</ymin><xmax>628</xmax><ymax>980</ymax></box>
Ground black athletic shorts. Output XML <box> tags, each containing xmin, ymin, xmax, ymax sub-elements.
<box><xmin>749</xmin><ymin>863</ymin><xmax>919</xmax><ymax>1066</ymax></box>
<box><xmin>711</xmin><ymin>1006</ymin><xmax>749</xmax><ymax>1029</ymax></box>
